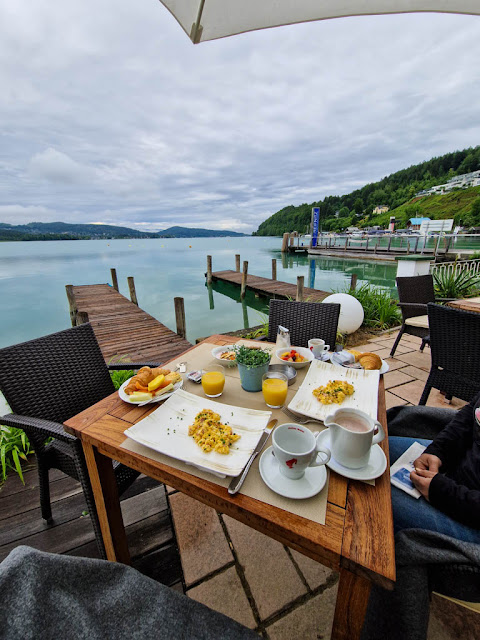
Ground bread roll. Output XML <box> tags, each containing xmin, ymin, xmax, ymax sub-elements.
<box><xmin>348</xmin><ymin>349</ymin><xmax>362</xmax><ymax>362</ymax></box>
<box><xmin>358</xmin><ymin>352</ymin><xmax>382</xmax><ymax>370</ymax></box>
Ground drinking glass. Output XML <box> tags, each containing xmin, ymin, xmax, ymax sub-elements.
<box><xmin>201</xmin><ymin>365</ymin><xmax>225</xmax><ymax>398</ymax></box>
<box><xmin>262</xmin><ymin>371</ymin><xmax>288</xmax><ymax>409</ymax></box>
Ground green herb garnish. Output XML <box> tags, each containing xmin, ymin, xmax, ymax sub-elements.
<box><xmin>234</xmin><ymin>345</ymin><xmax>271</xmax><ymax>368</ymax></box>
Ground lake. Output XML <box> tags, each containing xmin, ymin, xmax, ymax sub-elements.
<box><xmin>0</xmin><ymin>237</ymin><xmax>398</xmax><ymax>348</ymax></box>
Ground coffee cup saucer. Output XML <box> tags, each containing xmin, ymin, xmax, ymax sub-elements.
<box><xmin>259</xmin><ymin>446</ymin><xmax>327</xmax><ymax>499</ymax></box>
<box><xmin>316</xmin><ymin>430</ymin><xmax>387</xmax><ymax>481</ymax></box>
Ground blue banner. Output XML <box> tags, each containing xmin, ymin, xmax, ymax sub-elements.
<box><xmin>311</xmin><ymin>207</ymin><xmax>320</xmax><ymax>247</ymax></box>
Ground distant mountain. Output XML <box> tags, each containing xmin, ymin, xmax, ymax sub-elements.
<box><xmin>0</xmin><ymin>221</ymin><xmax>248</xmax><ymax>241</ymax></box>
<box><xmin>159</xmin><ymin>226</ymin><xmax>247</xmax><ymax>238</ymax></box>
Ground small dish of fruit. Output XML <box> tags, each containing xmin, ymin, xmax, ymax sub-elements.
<box><xmin>275</xmin><ymin>346</ymin><xmax>313</xmax><ymax>369</ymax></box>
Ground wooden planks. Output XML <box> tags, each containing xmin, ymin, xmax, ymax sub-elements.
<box><xmin>211</xmin><ymin>270</ymin><xmax>330</xmax><ymax>302</ymax></box>
<box><xmin>71</xmin><ymin>284</ymin><xmax>192</xmax><ymax>364</ymax></box>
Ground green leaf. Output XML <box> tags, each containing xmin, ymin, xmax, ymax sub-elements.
<box><xmin>11</xmin><ymin>448</ymin><xmax>24</xmax><ymax>485</ymax></box>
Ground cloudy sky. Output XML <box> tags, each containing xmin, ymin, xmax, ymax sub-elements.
<box><xmin>0</xmin><ymin>2</ymin><xmax>479</xmax><ymax>234</ymax></box>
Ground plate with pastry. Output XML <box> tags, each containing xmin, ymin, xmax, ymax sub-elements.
<box><xmin>330</xmin><ymin>350</ymin><xmax>389</xmax><ymax>374</ymax></box>
<box><xmin>119</xmin><ymin>366</ymin><xmax>184</xmax><ymax>405</ymax></box>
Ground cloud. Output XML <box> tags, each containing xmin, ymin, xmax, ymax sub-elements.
<box><xmin>0</xmin><ymin>2</ymin><xmax>479</xmax><ymax>233</ymax></box>
<box><xmin>28</xmin><ymin>148</ymin><xmax>94</xmax><ymax>183</ymax></box>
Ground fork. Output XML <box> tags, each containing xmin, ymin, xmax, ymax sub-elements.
<box><xmin>282</xmin><ymin>406</ymin><xmax>323</xmax><ymax>425</ymax></box>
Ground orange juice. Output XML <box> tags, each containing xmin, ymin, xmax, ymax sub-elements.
<box><xmin>262</xmin><ymin>377</ymin><xmax>288</xmax><ymax>408</ymax></box>
<box><xmin>201</xmin><ymin>370</ymin><xmax>225</xmax><ymax>397</ymax></box>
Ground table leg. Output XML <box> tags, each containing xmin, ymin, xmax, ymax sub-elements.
<box><xmin>331</xmin><ymin>568</ymin><xmax>371</xmax><ymax>640</ymax></box>
<box><xmin>82</xmin><ymin>442</ymin><xmax>131</xmax><ymax>564</ymax></box>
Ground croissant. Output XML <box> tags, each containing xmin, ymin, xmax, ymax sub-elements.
<box><xmin>358</xmin><ymin>352</ymin><xmax>382</xmax><ymax>370</ymax></box>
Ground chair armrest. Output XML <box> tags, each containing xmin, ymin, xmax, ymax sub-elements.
<box><xmin>107</xmin><ymin>362</ymin><xmax>160</xmax><ymax>371</ymax></box>
<box><xmin>0</xmin><ymin>413</ymin><xmax>76</xmax><ymax>443</ymax></box>
<box><xmin>397</xmin><ymin>302</ymin><xmax>428</xmax><ymax>318</ymax></box>
<box><xmin>435</xmin><ymin>298</ymin><xmax>456</xmax><ymax>303</ymax></box>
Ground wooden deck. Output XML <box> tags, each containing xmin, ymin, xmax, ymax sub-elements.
<box><xmin>0</xmin><ymin>459</ymin><xmax>183</xmax><ymax>589</ymax></box>
<box><xmin>210</xmin><ymin>270</ymin><xmax>329</xmax><ymax>302</ymax></box>
<box><xmin>71</xmin><ymin>284</ymin><xmax>192</xmax><ymax>363</ymax></box>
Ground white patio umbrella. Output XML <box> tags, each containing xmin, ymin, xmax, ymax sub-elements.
<box><xmin>158</xmin><ymin>0</ymin><xmax>480</xmax><ymax>44</ymax></box>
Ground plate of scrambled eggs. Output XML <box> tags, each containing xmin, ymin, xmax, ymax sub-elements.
<box><xmin>123</xmin><ymin>389</ymin><xmax>271</xmax><ymax>477</ymax></box>
<box><xmin>288</xmin><ymin>360</ymin><xmax>380</xmax><ymax>423</ymax></box>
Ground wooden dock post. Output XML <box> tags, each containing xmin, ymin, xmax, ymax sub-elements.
<box><xmin>281</xmin><ymin>233</ymin><xmax>289</xmax><ymax>253</ymax></box>
<box><xmin>207</xmin><ymin>255</ymin><xmax>213</xmax><ymax>284</ymax></box>
<box><xmin>65</xmin><ymin>285</ymin><xmax>78</xmax><ymax>327</ymax></box>
<box><xmin>127</xmin><ymin>277</ymin><xmax>138</xmax><ymax>306</ymax></box>
<box><xmin>296</xmin><ymin>276</ymin><xmax>304</xmax><ymax>302</ymax></box>
<box><xmin>272</xmin><ymin>259</ymin><xmax>277</xmax><ymax>281</ymax></box>
<box><xmin>174</xmin><ymin>297</ymin><xmax>186</xmax><ymax>339</ymax></box>
<box><xmin>235</xmin><ymin>254</ymin><xmax>240</xmax><ymax>272</ymax></box>
<box><xmin>111</xmin><ymin>268</ymin><xmax>119</xmax><ymax>292</ymax></box>
<box><xmin>433</xmin><ymin>236</ymin><xmax>439</xmax><ymax>257</ymax></box>
<box><xmin>241</xmin><ymin>261</ymin><xmax>248</xmax><ymax>299</ymax></box>
<box><xmin>76</xmin><ymin>311</ymin><xmax>89</xmax><ymax>326</ymax></box>
<box><xmin>350</xmin><ymin>274</ymin><xmax>358</xmax><ymax>291</ymax></box>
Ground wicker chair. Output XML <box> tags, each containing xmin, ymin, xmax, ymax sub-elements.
<box><xmin>419</xmin><ymin>303</ymin><xmax>480</xmax><ymax>405</ymax></box>
<box><xmin>0</xmin><ymin>323</ymin><xmax>160</xmax><ymax>558</ymax></box>
<box><xmin>390</xmin><ymin>274</ymin><xmax>439</xmax><ymax>357</ymax></box>
<box><xmin>267</xmin><ymin>299</ymin><xmax>341</xmax><ymax>349</ymax></box>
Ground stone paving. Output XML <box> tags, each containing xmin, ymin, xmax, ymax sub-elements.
<box><xmin>168</xmin><ymin>330</ymin><xmax>474</xmax><ymax>639</ymax></box>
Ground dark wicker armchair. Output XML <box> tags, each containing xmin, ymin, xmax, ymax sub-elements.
<box><xmin>0</xmin><ymin>323</ymin><xmax>160</xmax><ymax>558</ymax></box>
<box><xmin>389</xmin><ymin>274</ymin><xmax>438</xmax><ymax>357</ymax></box>
<box><xmin>267</xmin><ymin>299</ymin><xmax>341</xmax><ymax>350</ymax></box>
<box><xmin>419</xmin><ymin>303</ymin><xmax>480</xmax><ymax>405</ymax></box>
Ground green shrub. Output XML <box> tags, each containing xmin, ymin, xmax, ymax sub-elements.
<box><xmin>433</xmin><ymin>269</ymin><xmax>480</xmax><ymax>299</ymax></box>
<box><xmin>0</xmin><ymin>424</ymin><xmax>33</xmax><ymax>484</ymax></box>
<box><xmin>336</xmin><ymin>283</ymin><xmax>401</xmax><ymax>331</ymax></box>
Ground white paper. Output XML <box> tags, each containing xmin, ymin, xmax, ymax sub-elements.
<box><xmin>390</xmin><ymin>441</ymin><xmax>427</xmax><ymax>498</ymax></box>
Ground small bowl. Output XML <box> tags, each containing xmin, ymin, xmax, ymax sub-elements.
<box><xmin>268</xmin><ymin>364</ymin><xmax>297</xmax><ymax>386</ymax></box>
<box><xmin>211</xmin><ymin>345</ymin><xmax>237</xmax><ymax>367</ymax></box>
<box><xmin>275</xmin><ymin>346</ymin><xmax>314</xmax><ymax>369</ymax></box>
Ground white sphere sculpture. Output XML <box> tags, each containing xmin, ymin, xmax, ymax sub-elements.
<box><xmin>322</xmin><ymin>293</ymin><xmax>364</xmax><ymax>335</ymax></box>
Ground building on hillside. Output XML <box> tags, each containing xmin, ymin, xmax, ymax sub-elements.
<box><xmin>416</xmin><ymin>170</ymin><xmax>480</xmax><ymax>197</ymax></box>
<box><xmin>372</xmin><ymin>205</ymin><xmax>389</xmax><ymax>214</ymax></box>
<box><xmin>407</xmin><ymin>217</ymin><xmax>430</xmax><ymax>231</ymax></box>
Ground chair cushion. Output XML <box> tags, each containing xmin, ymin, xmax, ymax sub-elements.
<box><xmin>405</xmin><ymin>315</ymin><xmax>429</xmax><ymax>329</ymax></box>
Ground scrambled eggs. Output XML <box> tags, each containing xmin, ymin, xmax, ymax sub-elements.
<box><xmin>188</xmin><ymin>409</ymin><xmax>240</xmax><ymax>454</ymax></box>
<box><xmin>312</xmin><ymin>380</ymin><xmax>355</xmax><ymax>405</ymax></box>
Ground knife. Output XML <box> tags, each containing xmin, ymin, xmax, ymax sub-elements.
<box><xmin>228</xmin><ymin>418</ymin><xmax>278</xmax><ymax>495</ymax></box>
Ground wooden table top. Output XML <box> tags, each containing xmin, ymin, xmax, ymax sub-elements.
<box><xmin>447</xmin><ymin>297</ymin><xmax>480</xmax><ymax>314</ymax></box>
<box><xmin>64</xmin><ymin>335</ymin><xmax>395</xmax><ymax>590</ymax></box>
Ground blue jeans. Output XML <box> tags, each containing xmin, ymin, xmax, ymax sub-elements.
<box><xmin>389</xmin><ymin>436</ymin><xmax>480</xmax><ymax>544</ymax></box>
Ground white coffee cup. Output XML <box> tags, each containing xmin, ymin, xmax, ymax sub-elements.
<box><xmin>272</xmin><ymin>423</ymin><xmax>331</xmax><ymax>479</ymax></box>
<box><xmin>324</xmin><ymin>408</ymin><xmax>385</xmax><ymax>469</ymax></box>
<box><xmin>308</xmin><ymin>338</ymin><xmax>330</xmax><ymax>358</ymax></box>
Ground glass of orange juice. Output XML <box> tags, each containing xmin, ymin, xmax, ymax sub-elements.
<box><xmin>262</xmin><ymin>371</ymin><xmax>288</xmax><ymax>409</ymax></box>
<box><xmin>201</xmin><ymin>365</ymin><xmax>226</xmax><ymax>398</ymax></box>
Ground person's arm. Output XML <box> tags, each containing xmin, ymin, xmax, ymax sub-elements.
<box><xmin>428</xmin><ymin>473</ymin><xmax>480</xmax><ymax>529</ymax></box>
<box><xmin>423</xmin><ymin>392</ymin><xmax>480</xmax><ymax>468</ymax></box>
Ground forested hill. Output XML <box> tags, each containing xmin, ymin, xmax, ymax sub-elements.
<box><xmin>0</xmin><ymin>222</ymin><xmax>247</xmax><ymax>241</ymax></box>
<box><xmin>254</xmin><ymin>146</ymin><xmax>480</xmax><ymax>235</ymax></box>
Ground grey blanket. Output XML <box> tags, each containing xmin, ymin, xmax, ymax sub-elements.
<box><xmin>0</xmin><ymin>546</ymin><xmax>257</xmax><ymax>640</ymax></box>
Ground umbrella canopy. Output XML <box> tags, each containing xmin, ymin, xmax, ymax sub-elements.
<box><xmin>158</xmin><ymin>0</ymin><xmax>480</xmax><ymax>43</ymax></box>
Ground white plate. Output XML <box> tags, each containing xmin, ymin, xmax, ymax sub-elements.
<box><xmin>316</xmin><ymin>430</ymin><xmax>387</xmax><ymax>481</ymax></box>
<box><xmin>259</xmin><ymin>446</ymin><xmax>327</xmax><ymax>499</ymax></box>
<box><xmin>124</xmin><ymin>389</ymin><xmax>271</xmax><ymax>477</ymax></box>
<box><xmin>275</xmin><ymin>346</ymin><xmax>314</xmax><ymax>369</ymax></box>
<box><xmin>288</xmin><ymin>359</ymin><xmax>380</xmax><ymax>422</ymax></box>
<box><xmin>330</xmin><ymin>352</ymin><xmax>389</xmax><ymax>374</ymax></box>
<box><xmin>118</xmin><ymin>376</ymin><xmax>183</xmax><ymax>405</ymax></box>
<box><xmin>211</xmin><ymin>344</ymin><xmax>237</xmax><ymax>366</ymax></box>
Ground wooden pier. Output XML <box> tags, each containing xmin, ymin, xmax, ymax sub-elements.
<box><xmin>209</xmin><ymin>270</ymin><xmax>330</xmax><ymax>302</ymax></box>
<box><xmin>67</xmin><ymin>283</ymin><xmax>191</xmax><ymax>364</ymax></box>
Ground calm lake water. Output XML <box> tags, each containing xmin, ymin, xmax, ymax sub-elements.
<box><xmin>0</xmin><ymin>237</ymin><xmax>398</xmax><ymax>348</ymax></box>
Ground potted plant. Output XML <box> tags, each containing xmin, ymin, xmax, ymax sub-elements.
<box><xmin>234</xmin><ymin>345</ymin><xmax>271</xmax><ymax>392</ymax></box>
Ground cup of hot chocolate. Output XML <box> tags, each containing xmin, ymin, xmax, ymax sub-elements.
<box><xmin>324</xmin><ymin>408</ymin><xmax>385</xmax><ymax>469</ymax></box>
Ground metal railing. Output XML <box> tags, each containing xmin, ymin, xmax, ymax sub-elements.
<box><xmin>430</xmin><ymin>259</ymin><xmax>480</xmax><ymax>277</ymax></box>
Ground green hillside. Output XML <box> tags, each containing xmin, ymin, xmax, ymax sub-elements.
<box><xmin>254</xmin><ymin>145</ymin><xmax>480</xmax><ymax>235</ymax></box>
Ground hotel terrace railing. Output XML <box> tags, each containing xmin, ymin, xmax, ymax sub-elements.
<box><xmin>430</xmin><ymin>258</ymin><xmax>480</xmax><ymax>277</ymax></box>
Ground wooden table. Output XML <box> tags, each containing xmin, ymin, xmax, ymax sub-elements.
<box><xmin>447</xmin><ymin>296</ymin><xmax>480</xmax><ymax>314</ymax></box>
<box><xmin>64</xmin><ymin>335</ymin><xmax>395</xmax><ymax>640</ymax></box>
